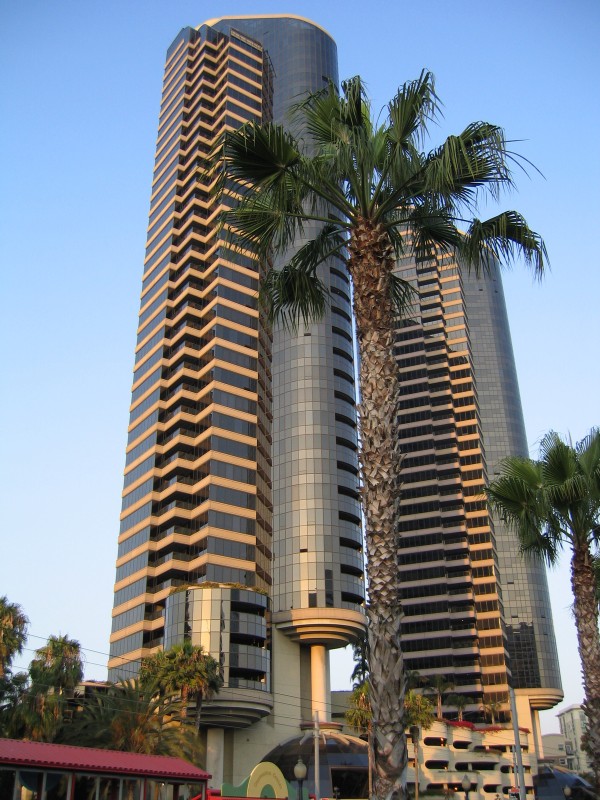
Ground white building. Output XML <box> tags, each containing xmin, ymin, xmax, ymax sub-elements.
<box><xmin>557</xmin><ymin>705</ymin><xmax>592</xmax><ymax>776</ymax></box>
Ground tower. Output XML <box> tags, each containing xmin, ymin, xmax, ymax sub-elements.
<box><xmin>109</xmin><ymin>15</ymin><xmax>365</xmax><ymax>783</ymax></box>
<box><xmin>394</xmin><ymin>250</ymin><xmax>562</xmax><ymax>751</ymax></box>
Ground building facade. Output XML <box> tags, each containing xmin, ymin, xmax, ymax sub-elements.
<box><xmin>557</xmin><ymin>705</ymin><xmax>592</xmax><ymax>775</ymax></box>
<box><xmin>393</xmin><ymin>251</ymin><xmax>562</xmax><ymax>754</ymax></box>
<box><xmin>109</xmin><ymin>15</ymin><xmax>365</xmax><ymax>784</ymax></box>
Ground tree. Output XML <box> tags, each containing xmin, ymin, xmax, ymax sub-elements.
<box><xmin>29</xmin><ymin>634</ymin><xmax>84</xmax><ymax>696</ymax></box>
<box><xmin>140</xmin><ymin>642</ymin><xmax>222</xmax><ymax>734</ymax></box>
<box><xmin>446</xmin><ymin>693</ymin><xmax>469</xmax><ymax>722</ymax></box>
<box><xmin>22</xmin><ymin>634</ymin><xmax>85</xmax><ymax>740</ymax></box>
<box><xmin>58</xmin><ymin>679</ymin><xmax>199</xmax><ymax>760</ymax></box>
<box><xmin>424</xmin><ymin>676</ymin><xmax>453</xmax><ymax>720</ymax></box>
<box><xmin>351</xmin><ymin>631</ymin><xmax>370</xmax><ymax>689</ymax></box>
<box><xmin>346</xmin><ymin>684</ymin><xmax>434</xmax><ymax>800</ymax></box>
<box><xmin>345</xmin><ymin>685</ymin><xmax>434</xmax><ymax>736</ymax></box>
<box><xmin>404</xmin><ymin>692</ymin><xmax>434</xmax><ymax>731</ymax></box>
<box><xmin>481</xmin><ymin>698</ymin><xmax>501</xmax><ymax>725</ymax></box>
<box><xmin>0</xmin><ymin>597</ymin><xmax>28</xmax><ymax>679</ymax></box>
<box><xmin>219</xmin><ymin>72</ymin><xmax>547</xmax><ymax>800</ymax></box>
<box><xmin>346</xmin><ymin>682</ymin><xmax>372</xmax><ymax>736</ymax></box>
<box><xmin>0</xmin><ymin>671</ymin><xmax>29</xmax><ymax>738</ymax></box>
<box><xmin>487</xmin><ymin>429</ymin><xmax>600</xmax><ymax>791</ymax></box>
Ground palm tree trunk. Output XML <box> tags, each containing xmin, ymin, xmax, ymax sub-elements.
<box><xmin>349</xmin><ymin>219</ymin><xmax>406</xmax><ymax>800</ymax></box>
<box><xmin>571</xmin><ymin>541</ymin><xmax>600</xmax><ymax>792</ymax></box>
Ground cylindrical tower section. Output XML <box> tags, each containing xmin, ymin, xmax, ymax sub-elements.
<box><xmin>164</xmin><ymin>584</ymin><xmax>273</xmax><ymax>726</ymax></box>
<box><xmin>210</xmin><ymin>16</ymin><xmax>366</xmax><ymax>647</ymax></box>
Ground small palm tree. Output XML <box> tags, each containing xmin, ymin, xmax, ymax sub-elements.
<box><xmin>446</xmin><ymin>693</ymin><xmax>470</xmax><ymax>722</ymax></box>
<box><xmin>140</xmin><ymin>642</ymin><xmax>222</xmax><ymax>734</ymax></box>
<box><xmin>487</xmin><ymin>428</ymin><xmax>600</xmax><ymax>791</ymax></box>
<box><xmin>424</xmin><ymin>676</ymin><xmax>454</xmax><ymax>719</ymax></box>
<box><xmin>351</xmin><ymin>631</ymin><xmax>370</xmax><ymax>689</ymax></box>
<box><xmin>29</xmin><ymin>634</ymin><xmax>84</xmax><ymax>696</ymax></box>
<box><xmin>22</xmin><ymin>634</ymin><xmax>84</xmax><ymax>739</ymax></box>
<box><xmin>219</xmin><ymin>72</ymin><xmax>547</xmax><ymax>800</ymax></box>
<box><xmin>404</xmin><ymin>691</ymin><xmax>434</xmax><ymax>730</ymax></box>
<box><xmin>481</xmin><ymin>698</ymin><xmax>501</xmax><ymax>725</ymax></box>
<box><xmin>0</xmin><ymin>597</ymin><xmax>28</xmax><ymax>679</ymax></box>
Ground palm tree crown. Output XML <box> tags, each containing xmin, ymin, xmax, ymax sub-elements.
<box><xmin>58</xmin><ymin>679</ymin><xmax>199</xmax><ymax>759</ymax></box>
<box><xmin>29</xmin><ymin>634</ymin><xmax>84</xmax><ymax>695</ymax></box>
<box><xmin>487</xmin><ymin>429</ymin><xmax>600</xmax><ymax>791</ymax></box>
<box><xmin>140</xmin><ymin>642</ymin><xmax>222</xmax><ymax>734</ymax></box>
<box><xmin>219</xmin><ymin>71</ymin><xmax>547</xmax><ymax>800</ymax></box>
<box><xmin>0</xmin><ymin>597</ymin><xmax>28</xmax><ymax>679</ymax></box>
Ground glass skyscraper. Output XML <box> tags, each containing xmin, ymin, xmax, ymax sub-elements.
<box><xmin>109</xmin><ymin>13</ymin><xmax>561</xmax><ymax>784</ymax></box>
<box><xmin>109</xmin><ymin>15</ymin><xmax>365</xmax><ymax>784</ymax></box>
<box><xmin>394</xmin><ymin>251</ymin><xmax>562</xmax><ymax>751</ymax></box>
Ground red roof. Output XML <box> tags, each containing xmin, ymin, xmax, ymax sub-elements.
<box><xmin>0</xmin><ymin>738</ymin><xmax>210</xmax><ymax>782</ymax></box>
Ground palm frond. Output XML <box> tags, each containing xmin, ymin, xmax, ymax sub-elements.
<box><xmin>292</xmin><ymin>81</ymin><xmax>346</xmax><ymax>148</ymax></box>
<box><xmin>221</xmin><ymin>122</ymin><xmax>301</xmax><ymax>186</ymax></box>
<box><xmin>577</xmin><ymin>428</ymin><xmax>600</xmax><ymax>497</ymax></box>
<box><xmin>460</xmin><ymin>210</ymin><xmax>547</xmax><ymax>278</ymax></box>
<box><xmin>340</xmin><ymin>76</ymin><xmax>370</xmax><ymax>130</ymax></box>
<box><xmin>224</xmin><ymin>192</ymin><xmax>303</xmax><ymax>259</ymax></box>
<box><xmin>387</xmin><ymin>70</ymin><xmax>439</xmax><ymax>149</ymax></box>
<box><xmin>388</xmin><ymin>272</ymin><xmax>416</xmax><ymax>316</ymax></box>
<box><xmin>260</xmin><ymin>224</ymin><xmax>343</xmax><ymax>329</ymax></box>
<box><xmin>404</xmin><ymin>204</ymin><xmax>464</xmax><ymax>263</ymax></box>
<box><xmin>423</xmin><ymin>122</ymin><xmax>513</xmax><ymax>209</ymax></box>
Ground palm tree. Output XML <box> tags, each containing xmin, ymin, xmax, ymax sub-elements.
<box><xmin>0</xmin><ymin>670</ymin><xmax>29</xmax><ymax>738</ymax></box>
<box><xmin>481</xmin><ymin>698</ymin><xmax>501</xmax><ymax>725</ymax></box>
<box><xmin>487</xmin><ymin>428</ymin><xmax>600</xmax><ymax>791</ymax></box>
<box><xmin>29</xmin><ymin>634</ymin><xmax>84</xmax><ymax>695</ymax></box>
<box><xmin>59</xmin><ymin>679</ymin><xmax>199</xmax><ymax>760</ymax></box>
<box><xmin>27</xmin><ymin>634</ymin><xmax>84</xmax><ymax>738</ymax></box>
<box><xmin>346</xmin><ymin>681</ymin><xmax>372</xmax><ymax>736</ymax></box>
<box><xmin>404</xmin><ymin>691</ymin><xmax>434</xmax><ymax>731</ymax></box>
<box><xmin>140</xmin><ymin>642</ymin><xmax>222</xmax><ymax>734</ymax></box>
<box><xmin>446</xmin><ymin>693</ymin><xmax>469</xmax><ymax>722</ymax></box>
<box><xmin>0</xmin><ymin>597</ymin><xmax>28</xmax><ymax>679</ymax></box>
<box><xmin>219</xmin><ymin>72</ymin><xmax>547</xmax><ymax>800</ymax></box>
<box><xmin>346</xmin><ymin>684</ymin><xmax>434</xmax><ymax>800</ymax></box>
<box><xmin>351</xmin><ymin>631</ymin><xmax>370</xmax><ymax>689</ymax></box>
<box><xmin>424</xmin><ymin>676</ymin><xmax>454</xmax><ymax>720</ymax></box>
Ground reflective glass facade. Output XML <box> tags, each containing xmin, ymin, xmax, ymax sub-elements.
<box><xmin>109</xmin><ymin>17</ymin><xmax>365</xmax><ymax>724</ymax></box>
<box><xmin>109</xmin><ymin>24</ymin><xmax>275</xmax><ymax>684</ymax></box>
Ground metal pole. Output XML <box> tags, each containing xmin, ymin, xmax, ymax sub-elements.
<box><xmin>313</xmin><ymin>712</ymin><xmax>321</xmax><ymax>800</ymax></box>
<box><xmin>508</xmin><ymin>687</ymin><xmax>527</xmax><ymax>800</ymax></box>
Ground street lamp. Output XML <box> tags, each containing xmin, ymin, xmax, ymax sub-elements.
<box><xmin>294</xmin><ymin>757</ymin><xmax>307</xmax><ymax>800</ymax></box>
<box><xmin>461</xmin><ymin>775</ymin><xmax>471</xmax><ymax>800</ymax></box>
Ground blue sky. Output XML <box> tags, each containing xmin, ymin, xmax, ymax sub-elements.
<box><xmin>1</xmin><ymin>0</ymin><xmax>598</xmax><ymax>736</ymax></box>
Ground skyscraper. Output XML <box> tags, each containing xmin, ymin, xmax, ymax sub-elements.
<box><xmin>109</xmin><ymin>15</ymin><xmax>365</xmax><ymax>784</ymax></box>
<box><xmin>109</xmin><ymin>12</ymin><xmax>562</xmax><ymax>784</ymax></box>
<box><xmin>394</xmin><ymin>250</ymin><xmax>562</xmax><ymax>751</ymax></box>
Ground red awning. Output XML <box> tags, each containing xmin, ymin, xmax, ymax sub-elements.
<box><xmin>0</xmin><ymin>738</ymin><xmax>210</xmax><ymax>782</ymax></box>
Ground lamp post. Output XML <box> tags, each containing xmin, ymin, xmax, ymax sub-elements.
<box><xmin>294</xmin><ymin>757</ymin><xmax>307</xmax><ymax>800</ymax></box>
<box><xmin>461</xmin><ymin>775</ymin><xmax>471</xmax><ymax>800</ymax></box>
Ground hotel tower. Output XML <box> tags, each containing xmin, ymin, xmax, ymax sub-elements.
<box><xmin>109</xmin><ymin>15</ymin><xmax>365</xmax><ymax>783</ymax></box>
<box><xmin>394</xmin><ymin>250</ymin><xmax>562</xmax><ymax>755</ymax></box>
<box><xmin>109</xmin><ymin>13</ymin><xmax>561</xmax><ymax>783</ymax></box>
